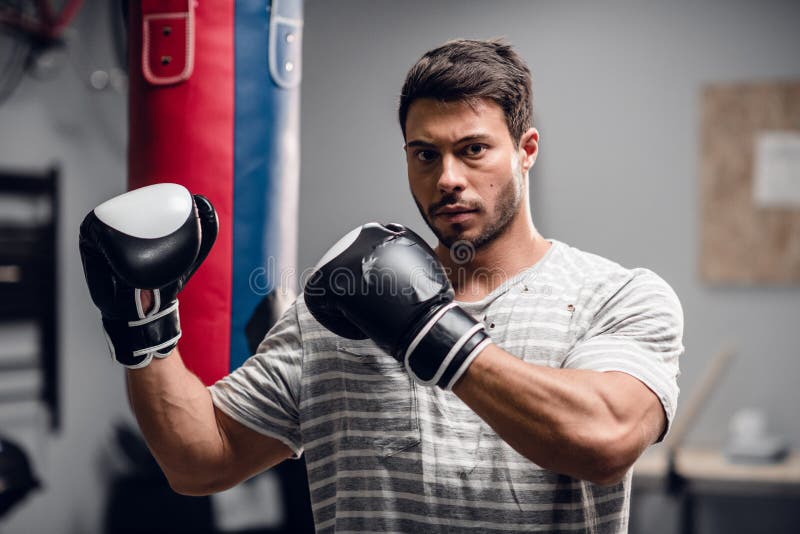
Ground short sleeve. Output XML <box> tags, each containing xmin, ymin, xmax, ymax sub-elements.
<box><xmin>563</xmin><ymin>268</ymin><xmax>683</xmax><ymax>441</ymax></box>
<box><xmin>208</xmin><ymin>299</ymin><xmax>304</xmax><ymax>458</ymax></box>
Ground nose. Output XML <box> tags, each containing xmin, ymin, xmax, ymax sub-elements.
<box><xmin>436</xmin><ymin>154</ymin><xmax>467</xmax><ymax>194</ymax></box>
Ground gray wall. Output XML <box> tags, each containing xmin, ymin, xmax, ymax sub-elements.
<box><xmin>299</xmin><ymin>2</ymin><xmax>800</xmax><ymax>531</ymax></box>
<box><xmin>0</xmin><ymin>0</ymin><xmax>797</xmax><ymax>532</ymax></box>
<box><xmin>299</xmin><ymin>0</ymin><xmax>800</xmax><ymax>449</ymax></box>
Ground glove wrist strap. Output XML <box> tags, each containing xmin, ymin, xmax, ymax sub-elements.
<box><xmin>404</xmin><ymin>304</ymin><xmax>490</xmax><ymax>389</ymax></box>
<box><xmin>102</xmin><ymin>300</ymin><xmax>181</xmax><ymax>368</ymax></box>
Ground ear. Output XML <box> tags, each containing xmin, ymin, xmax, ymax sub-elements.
<box><xmin>518</xmin><ymin>128</ymin><xmax>539</xmax><ymax>172</ymax></box>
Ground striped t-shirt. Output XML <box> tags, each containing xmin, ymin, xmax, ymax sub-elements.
<box><xmin>209</xmin><ymin>239</ymin><xmax>683</xmax><ymax>533</ymax></box>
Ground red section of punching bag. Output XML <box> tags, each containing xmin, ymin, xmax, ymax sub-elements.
<box><xmin>128</xmin><ymin>0</ymin><xmax>233</xmax><ymax>385</ymax></box>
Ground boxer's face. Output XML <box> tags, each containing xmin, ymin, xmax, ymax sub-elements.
<box><xmin>404</xmin><ymin>98</ymin><xmax>536</xmax><ymax>250</ymax></box>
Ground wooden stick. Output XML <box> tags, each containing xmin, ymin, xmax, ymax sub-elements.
<box><xmin>663</xmin><ymin>345</ymin><xmax>736</xmax><ymax>454</ymax></box>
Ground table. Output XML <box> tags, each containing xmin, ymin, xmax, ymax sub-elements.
<box><xmin>632</xmin><ymin>447</ymin><xmax>800</xmax><ymax>533</ymax></box>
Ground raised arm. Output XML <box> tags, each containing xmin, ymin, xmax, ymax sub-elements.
<box><xmin>453</xmin><ymin>345</ymin><xmax>665</xmax><ymax>486</ymax></box>
<box><xmin>126</xmin><ymin>346</ymin><xmax>292</xmax><ymax>495</ymax></box>
<box><xmin>79</xmin><ymin>184</ymin><xmax>291</xmax><ymax>495</ymax></box>
<box><xmin>301</xmin><ymin>223</ymin><xmax>680</xmax><ymax>486</ymax></box>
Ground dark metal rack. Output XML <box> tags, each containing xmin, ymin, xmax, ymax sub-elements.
<box><xmin>0</xmin><ymin>166</ymin><xmax>59</xmax><ymax>431</ymax></box>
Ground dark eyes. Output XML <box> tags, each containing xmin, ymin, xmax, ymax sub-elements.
<box><xmin>416</xmin><ymin>150</ymin><xmax>437</xmax><ymax>162</ymax></box>
<box><xmin>463</xmin><ymin>143</ymin><xmax>486</xmax><ymax>156</ymax></box>
<box><xmin>414</xmin><ymin>144</ymin><xmax>487</xmax><ymax>162</ymax></box>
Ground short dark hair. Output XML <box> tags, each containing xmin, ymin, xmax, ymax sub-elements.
<box><xmin>398</xmin><ymin>38</ymin><xmax>533</xmax><ymax>143</ymax></box>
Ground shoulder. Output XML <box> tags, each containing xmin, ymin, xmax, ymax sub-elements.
<box><xmin>548</xmin><ymin>240</ymin><xmax>682</xmax><ymax>319</ymax></box>
<box><xmin>549</xmin><ymin>239</ymin><xmax>631</xmax><ymax>281</ymax></box>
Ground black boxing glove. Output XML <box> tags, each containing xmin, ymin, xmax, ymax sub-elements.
<box><xmin>304</xmin><ymin>223</ymin><xmax>491</xmax><ymax>390</ymax></box>
<box><xmin>79</xmin><ymin>183</ymin><xmax>218</xmax><ymax>368</ymax></box>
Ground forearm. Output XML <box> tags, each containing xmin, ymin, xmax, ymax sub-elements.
<box><xmin>126</xmin><ymin>348</ymin><xmax>228</xmax><ymax>493</ymax></box>
<box><xmin>453</xmin><ymin>344</ymin><xmax>656</xmax><ymax>485</ymax></box>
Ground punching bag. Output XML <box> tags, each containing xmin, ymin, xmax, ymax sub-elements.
<box><xmin>128</xmin><ymin>0</ymin><xmax>302</xmax><ymax>384</ymax></box>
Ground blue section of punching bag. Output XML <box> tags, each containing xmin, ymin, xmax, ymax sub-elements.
<box><xmin>232</xmin><ymin>0</ymin><xmax>302</xmax><ymax>370</ymax></box>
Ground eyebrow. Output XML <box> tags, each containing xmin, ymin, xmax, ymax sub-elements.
<box><xmin>405</xmin><ymin>133</ymin><xmax>492</xmax><ymax>149</ymax></box>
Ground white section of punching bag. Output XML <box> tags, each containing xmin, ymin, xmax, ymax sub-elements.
<box><xmin>94</xmin><ymin>183</ymin><xmax>193</xmax><ymax>238</ymax></box>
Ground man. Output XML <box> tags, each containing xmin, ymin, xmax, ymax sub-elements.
<box><xmin>80</xmin><ymin>39</ymin><xmax>682</xmax><ymax>532</ymax></box>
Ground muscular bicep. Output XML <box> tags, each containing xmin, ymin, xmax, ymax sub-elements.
<box><xmin>565</xmin><ymin>269</ymin><xmax>683</xmax><ymax>442</ymax></box>
<box><xmin>213</xmin><ymin>406</ymin><xmax>294</xmax><ymax>491</ymax></box>
<box><xmin>602</xmin><ymin>371</ymin><xmax>667</xmax><ymax>448</ymax></box>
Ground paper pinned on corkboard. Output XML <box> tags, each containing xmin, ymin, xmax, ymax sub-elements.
<box><xmin>753</xmin><ymin>131</ymin><xmax>800</xmax><ymax>208</ymax></box>
<box><xmin>699</xmin><ymin>82</ymin><xmax>800</xmax><ymax>284</ymax></box>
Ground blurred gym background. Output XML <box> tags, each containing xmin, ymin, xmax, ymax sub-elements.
<box><xmin>0</xmin><ymin>1</ymin><xmax>798</xmax><ymax>533</ymax></box>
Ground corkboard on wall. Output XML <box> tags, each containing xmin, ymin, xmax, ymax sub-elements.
<box><xmin>699</xmin><ymin>82</ymin><xmax>800</xmax><ymax>284</ymax></box>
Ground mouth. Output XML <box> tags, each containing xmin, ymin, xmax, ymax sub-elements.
<box><xmin>434</xmin><ymin>206</ymin><xmax>479</xmax><ymax>223</ymax></box>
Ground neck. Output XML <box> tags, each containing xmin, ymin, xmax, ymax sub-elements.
<box><xmin>435</xmin><ymin>203</ymin><xmax>551</xmax><ymax>302</ymax></box>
